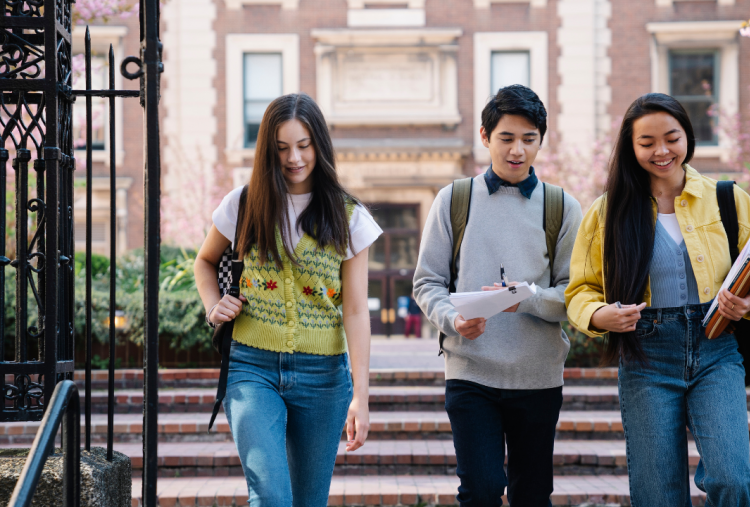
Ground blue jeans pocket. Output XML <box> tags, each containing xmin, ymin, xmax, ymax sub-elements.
<box><xmin>636</xmin><ymin>319</ymin><xmax>658</xmax><ymax>339</ymax></box>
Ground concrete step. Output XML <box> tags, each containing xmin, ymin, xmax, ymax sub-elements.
<box><xmin>58</xmin><ymin>385</ymin><xmax>634</xmax><ymax>414</ymax></box>
<box><xmin>5</xmin><ymin>410</ymin><xmax>737</xmax><ymax>445</ymax></box>
<box><xmin>113</xmin><ymin>440</ymin><xmax>700</xmax><ymax>478</ymax></box>
<box><xmin>129</xmin><ymin>474</ymin><xmax>708</xmax><ymax>506</ymax></box>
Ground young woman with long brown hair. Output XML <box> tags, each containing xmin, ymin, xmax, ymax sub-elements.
<box><xmin>566</xmin><ymin>93</ymin><xmax>750</xmax><ymax>506</ymax></box>
<box><xmin>194</xmin><ymin>93</ymin><xmax>381</xmax><ymax>506</ymax></box>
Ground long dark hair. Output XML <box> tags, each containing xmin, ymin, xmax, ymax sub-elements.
<box><xmin>601</xmin><ymin>93</ymin><xmax>695</xmax><ymax>365</ymax></box>
<box><xmin>236</xmin><ymin>93</ymin><xmax>356</xmax><ymax>267</ymax></box>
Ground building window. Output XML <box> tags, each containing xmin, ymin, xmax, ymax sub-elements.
<box><xmin>491</xmin><ymin>51</ymin><xmax>530</xmax><ymax>94</ymax></box>
<box><xmin>243</xmin><ymin>53</ymin><xmax>282</xmax><ymax>147</ymax></box>
<box><xmin>473</xmin><ymin>32</ymin><xmax>548</xmax><ymax>164</ymax></box>
<box><xmin>669</xmin><ymin>50</ymin><xmax>720</xmax><ymax>146</ymax></box>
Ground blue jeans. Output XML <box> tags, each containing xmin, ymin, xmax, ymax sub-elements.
<box><xmin>224</xmin><ymin>343</ymin><xmax>352</xmax><ymax>507</ymax></box>
<box><xmin>445</xmin><ymin>379</ymin><xmax>562</xmax><ymax>507</ymax></box>
<box><xmin>620</xmin><ymin>303</ymin><xmax>750</xmax><ymax>507</ymax></box>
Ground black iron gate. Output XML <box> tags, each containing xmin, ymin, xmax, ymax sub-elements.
<box><xmin>1</xmin><ymin>0</ymin><xmax>163</xmax><ymax>504</ymax></box>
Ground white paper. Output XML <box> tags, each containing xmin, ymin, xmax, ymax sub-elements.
<box><xmin>450</xmin><ymin>282</ymin><xmax>537</xmax><ymax>320</ymax></box>
<box><xmin>703</xmin><ymin>238</ymin><xmax>750</xmax><ymax>326</ymax></box>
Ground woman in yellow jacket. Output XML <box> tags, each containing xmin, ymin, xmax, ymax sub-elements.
<box><xmin>566</xmin><ymin>93</ymin><xmax>750</xmax><ymax>506</ymax></box>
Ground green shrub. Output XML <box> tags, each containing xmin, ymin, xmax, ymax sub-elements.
<box><xmin>5</xmin><ymin>248</ymin><xmax>211</xmax><ymax>356</ymax></box>
<box><xmin>564</xmin><ymin>321</ymin><xmax>606</xmax><ymax>368</ymax></box>
<box><xmin>74</xmin><ymin>252</ymin><xmax>110</xmax><ymax>278</ymax></box>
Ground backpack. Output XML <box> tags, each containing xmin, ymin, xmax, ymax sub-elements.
<box><xmin>715</xmin><ymin>180</ymin><xmax>750</xmax><ymax>386</ymax></box>
<box><xmin>438</xmin><ymin>178</ymin><xmax>564</xmax><ymax>355</ymax></box>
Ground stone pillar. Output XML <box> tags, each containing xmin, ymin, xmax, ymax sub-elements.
<box><xmin>0</xmin><ymin>447</ymin><xmax>131</xmax><ymax>507</ymax></box>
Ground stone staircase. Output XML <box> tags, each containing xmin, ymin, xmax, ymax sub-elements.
<box><xmin>2</xmin><ymin>341</ymin><xmax>726</xmax><ymax>505</ymax></box>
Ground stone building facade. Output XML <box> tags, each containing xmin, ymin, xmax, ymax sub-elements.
<box><xmin>76</xmin><ymin>0</ymin><xmax>750</xmax><ymax>335</ymax></box>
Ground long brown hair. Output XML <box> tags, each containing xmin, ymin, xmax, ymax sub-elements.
<box><xmin>236</xmin><ymin>93</ymin><xmax>356</xmax><ymax>267</ymax></box>
<box><xmin>601</xmin><ymin>93</ymin><xmax>695</xmax><ymax>365</ymax></box>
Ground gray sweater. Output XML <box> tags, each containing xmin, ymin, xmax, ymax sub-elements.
<box><xmin>413</xmin><ymin>175</ymin><xmax>583</xmax><ymax>389</ymax></box>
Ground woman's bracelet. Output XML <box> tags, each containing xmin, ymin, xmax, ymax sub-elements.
<box><xmin>205</xmin><ymin>302</ymin><xmax>220</xmax><ymax>329</ymax></box>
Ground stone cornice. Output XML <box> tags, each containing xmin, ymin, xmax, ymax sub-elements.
<box><xmin>311</xmin><ymin>28</ymin><xmax>462</xmax><ymax>47</ymax></box>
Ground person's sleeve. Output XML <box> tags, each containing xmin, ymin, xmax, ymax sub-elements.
<box><xmin>732</xmin><ymin>185</ymin><xmax>750</xmax><ymax>320</ymax></box>
<box><xmin>345</xmin><ymin>204</ymin><xmax>383</xmax><ymax>260</ymax></box>
<box><xmin>412</xmin><ymin>186</ymin><xmax>460</xmax><ymax>336</ymax></box>
<box><xmin>517</xmin><ymin>192</ymin><xmax>583</xmax><ymax>323</ymax></box>
<box><xmin>564</xmin><ymin>196</ymin><xmax>608</xmax><ymax>337</ymax></box>
<box><xmin>212</xmin><ymin>186</ymin><xmax>244</xmax><ymax>244</ymax></box>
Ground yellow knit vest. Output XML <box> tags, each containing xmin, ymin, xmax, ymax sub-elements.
<box><xmin>231</xmin><ymin>207</ymin><xmax>353</xmax><ymax>355</ymax></box>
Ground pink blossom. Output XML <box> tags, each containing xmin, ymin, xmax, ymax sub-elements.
<box><xmin>73</xmin><ymin>0</ymin><xmax>138</xmax><ymax>25</ymax></box>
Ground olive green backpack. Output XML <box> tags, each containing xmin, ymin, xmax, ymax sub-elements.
<box><xmin>438</xmin><ymin>177</ymin><xmax>564</xmax><ymax>355</ymax></box>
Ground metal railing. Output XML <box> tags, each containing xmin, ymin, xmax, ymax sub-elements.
<box><xmin>7</xmin><ymin>380</ymin><xmax>80</xmax><ymax>507</ymax></box>
<box><xmin>1</xmin><ymin>0</ymin><xmax>163</xmax><ymax>504</ymax></box>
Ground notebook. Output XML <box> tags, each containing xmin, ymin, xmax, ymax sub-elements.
<box><xmin>703</xmin><ymin>239</ymin><xmax>750</xmax><ymax>338</ymax></box>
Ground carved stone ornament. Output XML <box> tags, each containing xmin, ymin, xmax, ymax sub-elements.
<box><xmin>312</xmin><ymin>29</ymin><xmax>462</xmax><ymax>127</ymax></box>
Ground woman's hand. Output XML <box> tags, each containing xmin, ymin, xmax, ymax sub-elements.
<box><xmin>481</xmin><ymin>282</ymin><xmax>521</xmax><ymax>313</ymax></box>
<box><xmin>345</xmin><ymin>393</ymin><xmax>369</xmax><ymax>452</ymax></box>
<box><xmin>208</xmin><ymin>294</ymin><xmax>247</xmax><ymax>325</ymax></box>
<box><xmin>590</xmin><ymin>302</ymin><xmax>647</xmax><ymax>333</ymax></box>
<box><xmin>717</xmin><ymin>289</ymin><xmax>750</xmax><ymax>322</ymax></box>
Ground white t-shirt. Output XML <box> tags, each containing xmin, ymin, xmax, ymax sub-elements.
<box><xmin>212</xmin><ymin>186</ymin><xmax>383</xmax><ymax>260</ymax></box>
<box><xmin>657</xmin><ymin>213</ymin><xmax>684</xmax><ymax>246</ymax></box>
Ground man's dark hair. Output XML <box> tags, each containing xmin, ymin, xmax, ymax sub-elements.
<box><xmin>481</xmin><ymin>84</ymin><xmax>548</xmax><ymax>145</ymax></box>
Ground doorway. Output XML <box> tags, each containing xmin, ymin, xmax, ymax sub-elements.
<box><xmin>367</xmin><ymin>204</ymin><xmax>420</xmax><ymax>337</ymax></box>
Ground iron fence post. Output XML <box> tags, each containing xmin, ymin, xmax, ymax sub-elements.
<box><xmin>141</xmin><ymin>0</ymin><xmax>162</xmax><ymax>503</ymax></box>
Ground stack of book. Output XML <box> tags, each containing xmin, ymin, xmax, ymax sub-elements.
<box><xmin>703</xmin><ymin>240</ymin><xmax>750</xmax><ymax>339</ymax></box>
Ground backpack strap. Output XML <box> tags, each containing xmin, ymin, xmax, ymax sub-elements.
<box><xmin>209</xmin><ymin>185</ymin><xmax>248</xmax><ymax>431</ymax></box>
<box><xmin>717</xmin><ymin>180</ymin><xmax>740</xmax><ymax>262</ymax></box>
<box><xmin>543</xmin><ymin>182</ymin><xmax>564</xmax><ymax>285</ymax></box>
<box><xmin>439</xmin><ymin>177</ymin><xmax>473</xmax><ymax>356</ymax></box>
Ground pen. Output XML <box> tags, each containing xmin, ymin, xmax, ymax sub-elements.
<box><xmin>501</xmin><ymin>264</ymin><xmax>509</xmax><ymax>287</ymax></box>
<box><xmin>616</xmin><ymin>301</ymin><xmax>622</xmax><ymax>309</ymax></box>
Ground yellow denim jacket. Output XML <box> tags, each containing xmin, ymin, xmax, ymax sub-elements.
<box><xmin>565</xmin><ymin>165</ymin><xmax>750</xmax><ymax>337</ymax></box>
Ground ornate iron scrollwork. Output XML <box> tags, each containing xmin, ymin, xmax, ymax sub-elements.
<box><xmin>1</xmin><ymin>0</ymin><xmax>74</xmax><ymax>423</ymax></box>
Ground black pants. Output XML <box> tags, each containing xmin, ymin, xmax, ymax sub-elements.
<box><xmin>444</xmin><ymin>379</ymin><xmax>563</xmax><ymax>507</ymax></box>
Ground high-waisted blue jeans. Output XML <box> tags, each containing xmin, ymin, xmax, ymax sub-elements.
<box><xmin>619</xmin><ymin>303</ymin><xmax>750</xmax><ymax>507</ymax></box>
<box><xmin>223</xmin><ymin>342</ymin><xmax>352</xmax><ymax>507</ymax></box>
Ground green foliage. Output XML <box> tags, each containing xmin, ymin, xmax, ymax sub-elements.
<box><xmin>564</xmin><ymin>321</ymin><xmax>606</xmax><ymax>368</ymax></box>
<box><xmin>74</xmin><ymin>252</ymin><xmax>110</xmax><ymax>277</ymax></box>
<box><xmin>91</xmin><ymin>354</ymin><xmax>121</xmax><ymax>370</ymax></box>
<box><xmin>6</xmin><ymin>248</ymin><xmax>211</xmax><ymax>355</ymax></box>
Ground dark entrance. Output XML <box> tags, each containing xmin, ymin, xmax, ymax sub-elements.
<box><xmin>367</xmin><ymin>204</ymin><xmax>420</xmax><ymax>337</ymax></box>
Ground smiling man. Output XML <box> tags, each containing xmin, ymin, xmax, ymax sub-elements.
<box><xmin>413</xmin><ymin>85</ymin><xmax>583</xmax><ymax>506</ymax></box>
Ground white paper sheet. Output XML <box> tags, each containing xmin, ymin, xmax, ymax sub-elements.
<box><xmin>450</xmin><ymin>282</ymin><xmax>537</xmax><ymax>320</ymax></box>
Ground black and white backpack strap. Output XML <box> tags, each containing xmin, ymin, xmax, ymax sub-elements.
<box><xmin>208</xmin><ymin>185</ymin><xmax>248</xmax><ymax>326</ymax></box>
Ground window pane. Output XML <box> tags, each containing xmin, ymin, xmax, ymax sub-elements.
<box><xmin>491</xmin><ymin>51</ymin><xmax>530</xmax><ymax>94</ymax></box>
<box><xmin>244</xmin><ymin>53</ymin><xmax>282</xmax><ymax>147</ymax></box>
<box><xmin>245</xmin><ymin>100</ymin><xmax>270</xmax><ymax>123</ymax></box>
<box><xmin>370</xmin><ymin>207</ymin><xmax>418</xmax><ymax>230</ymax></box>
<box><xmin>682</xmin><ymin>100</ymin><xmax>716</xmax><ymax>144</ymax></box>
<box><xmin>670</xmin><ymin>52</ymin><xmax>716</xmax><ymax>97</ymax></box>
<box><xmin>368</xmin><ymin>236</ymin><xmax>386</xmax><ymax>271</ymax></box>
<box><xmin>389</xmin><ymin>234</ymin><xmax>418</xmax><ymax>270</ymax></box>
<box><xmin>669</xmin><ymin>50</ymin><xmax>718</xmax><ymax>145</ymax></box>
<box><xmin>244</xmin><ymin>53</ymin><xmax>282</xmax><ymax>100</ymax></box>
